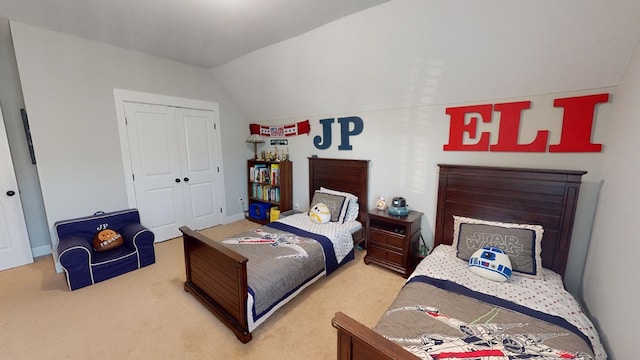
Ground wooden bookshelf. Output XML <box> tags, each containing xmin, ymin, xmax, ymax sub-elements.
<box><xmin>247</xmin><ymin>159</ymin><xmax>292</xmax><ymax>224</ymax></box>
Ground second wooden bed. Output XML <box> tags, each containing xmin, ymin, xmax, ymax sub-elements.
<box><xmin>333</xmin><ymin>164</ymin><xmax>606</xmax><ymax>359</ymax></box>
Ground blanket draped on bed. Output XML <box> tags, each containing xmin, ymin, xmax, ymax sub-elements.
<box><xmin>266</xmin><ymin>221</ymin><xmax>345</xmax><ymax>274</ymax></box>
<box><xmin>372</xmin><ymin>246</ymin><xmax>605</xmax><ymax>359</ymax></box>
<box><xmin>220</xmin><ymin>223</ymin><xmax>351</xmax><ymax>319</ymax></box>
<box><xmin>374</xmin><ymin>277</ymin><xmax>597</xmax><ymax>360</ymax></box>
<box><xmin>411</xmin><ymin>276</ymin><xmax>593</xmax><ymax>348</ymax></box>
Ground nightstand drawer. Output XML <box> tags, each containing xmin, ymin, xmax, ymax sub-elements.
<box><xmin>366</xmin><ymin>245</ymin><xmax>403</xmax><ymax>265</ymax></box>
<box><xmin>369</xmin><ymin>228</ymin><xmax>404</xmax><ymax>249</ymax></box>
<box><xmin>365</xmin><ymin>208</ymin><xmax>423</xmax><ymax>278</ymax></box>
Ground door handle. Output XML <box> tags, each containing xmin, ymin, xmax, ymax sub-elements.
<box><xmin>183</xmin><ymin>177</ymin><xmax>190</xmax><ymax>182</ymax></box>
<box><xmin>175</xmin><ymin>178</ymin><xmax>181</xmax><ymax>183</ymax></box>
<box><xmin>6</xmin><ymin>190</ymin><xmax>16</xmax><ymax>196</ymax></box>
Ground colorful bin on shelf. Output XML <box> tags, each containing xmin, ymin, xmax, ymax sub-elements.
<box><xmin>249</xmin><ymin>202</ymin><xmax>272</xmax><ymax>220</ymax></box>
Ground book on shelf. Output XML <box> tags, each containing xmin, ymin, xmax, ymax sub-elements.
<box><xmin>262</xmin><ymin>185</ymin><xmax>272</xmax><ymax>201</ymax></box>
<box><xmin>256</xmin><ymin>164</ymin><xmax>270</xmax><ymax>183</ymax></box>
<box><xmin>270</xmin><ymin>164</ymin><xmax>279</xmax><ymax>186</ymax></box>
<box><xmin>250</xmin><ymin>183</ymin><xmax>280</xmax><ymax>204</ymax></box>
<box><xmin>251</xmin><ymin>183</ymin><xmax>259</xmax><ymax>198</ymax></box>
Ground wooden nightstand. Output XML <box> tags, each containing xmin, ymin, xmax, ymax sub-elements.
<box><xmin>364</xmin><ymin>208</ymin><xmax>423</xmax><ymax>278</ymax></box>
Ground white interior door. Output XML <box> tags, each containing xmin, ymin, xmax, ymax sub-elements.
<box><xmin>124</xmin><ymin>102</ymin><xmax>221</xmax><ymax>241</ymax></box>
<box><xmin>124</xmin><ymin>102</ymin><xmax>184</xmax><ymax>241</ymax></box>
<box><xmin>0</xmin><ymin>107</ymin><xmax>33</xmax><ymax>271</ymax></box>
<box><xmin>176</xmin><ymin>107</ymin><xmax>222</xmax><ymax>230</ymax></box>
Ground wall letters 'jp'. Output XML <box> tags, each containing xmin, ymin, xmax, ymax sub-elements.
<box><xmin>443</xmin><ymin>93</ymin><xmax>609</xmax><ymax>152</ymax></box>
<box><xmin>314</xmin><ymin>116</ymin><xmax>364</xmax><ymax>151</ymax></box>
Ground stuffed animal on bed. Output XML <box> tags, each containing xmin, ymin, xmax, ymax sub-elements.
<box><xmin>309</xmin><ymin>203</ymin><xmax>331</xmax><ymax>224</ymax></box>
<box><xmin>468</xmin><ymin>246</ymin><xmax>512</xmax><ymax>282</ymax></box>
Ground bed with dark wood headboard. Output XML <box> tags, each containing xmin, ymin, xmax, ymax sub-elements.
<box><xmin>433</xmin><ymin>164</ymin><xmax>586</xmax><ymax>277</ymax></box>
<box><xmin>332</xmin><ymin>164</ymin><xmax>606</xmax><ymax>360</ymax></box>
<box><xmin>308</xmin><ymin>157</ymin><xmax>370</xmax><ymax>244</ymax></box>
<box><xmin>180</xmin><ymin>157</ymin><xmax>369</xmax><ymax>343</ymax></box>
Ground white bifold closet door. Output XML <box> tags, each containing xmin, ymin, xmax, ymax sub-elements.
<box><xmin>124</xmin><ymin>102</ymin><xmax>222</xmax><ymax>242</ymax></box>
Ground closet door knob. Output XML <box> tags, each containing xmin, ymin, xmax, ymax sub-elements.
<box><xmin>183</xmin><ymin>177</ymin><xmax>190</xmax><ymax>182</ymax></box>
<box><xmin>175</xmin><ymin>178</ymin><xmax>181</xmax><ymax>183</ymax></box>
<box><xmin>6</xmin><ymin>190</ymin><xmax>16</xmax><ymax>196</ymax></box>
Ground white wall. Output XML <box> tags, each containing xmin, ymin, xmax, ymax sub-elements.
<box><xmin>213</xmin><ymin>0</ymin><xmax>637</xmax><ymax>122</ymax></box>
<box><xmin>9</xmin><ymin>22</ymin><xmax>252</xmax><ymax>262</ymax></box>
<box><xmin>212</xmin><ymin>0</ymin><xmax>617</xmax><ymax>297</ymax></box>
<box><xmin>248</xmin><ymin>89</ymin><xmax>610</xmax><ymax>298</ymax></box>
<box><xmin>582</xmin><ymin>42</ymin><xmax>640</xmax><ymax>358</ymax></box>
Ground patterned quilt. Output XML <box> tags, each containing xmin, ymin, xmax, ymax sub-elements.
<box><xmin>220</xmin><ymin>221</ymin><xmax>354</xmax><ymax>320</ymax></box>
<box><xmin>373</xmin><ymin>246</ymin><xmax>606</xmax><ymax>360</ymax></box>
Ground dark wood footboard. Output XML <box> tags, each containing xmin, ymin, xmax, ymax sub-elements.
<box><xmin>332</xmin><ymin>312</ymin><xmax>419</xmax><ymax>360</ymax></box>
<box><xmin>180</xmin><ymin>226</ymin><xmax>252</xmax><ymax>343</ymax></box>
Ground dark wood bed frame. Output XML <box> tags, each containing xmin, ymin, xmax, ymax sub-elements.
<box><xmin>332</xmin><ymin>164</ymin><xmax>587</xmax><ymax>360</ymax></box>
<box><xmin>181</xmin><ymin>157</ymin><xmax>369</xmax><ymax>343</ymax></box>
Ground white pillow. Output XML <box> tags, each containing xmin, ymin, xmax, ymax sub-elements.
<box><xmin>320</xmin><ymin>187</ymin><xmax>359</xmax><ymax>222</ymax></box>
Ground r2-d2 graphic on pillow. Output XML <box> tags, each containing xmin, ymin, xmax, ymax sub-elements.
<box><xmin>468</xmin><ymin>246</ymin><xmax>512</xmax><ymax>282</ymax></box>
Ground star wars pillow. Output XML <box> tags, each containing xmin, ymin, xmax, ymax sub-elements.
<box><xmin>452</xmin><ymin>216</ymin><xmax>543</xmax><ymax>279</ymax></box>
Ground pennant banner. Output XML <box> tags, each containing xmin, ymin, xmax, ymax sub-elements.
<box><xmin>250</xmin><ymin>120</ymin><xmax>310</xmax><ymax>137</ymax></box>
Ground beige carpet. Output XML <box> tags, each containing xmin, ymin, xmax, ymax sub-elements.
<box><xmin>0</xmin><ymin>219</ymin><xmax>405</xmax><ymax>359</ymax></box>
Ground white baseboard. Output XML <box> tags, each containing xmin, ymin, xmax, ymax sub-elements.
<box><xmin>32</xmin><ymin>245</ymin><xmax>63</xmax><ymax>273</ymax></box>
<box><xmin>32</xmin><ymin>244</ymin><xmax>52</xmax><ymax>258</ymax></box>
<box><xmin>225</xmin><ymin>212</ymin><xmax>247</xmax><ymax>223</ymax></box>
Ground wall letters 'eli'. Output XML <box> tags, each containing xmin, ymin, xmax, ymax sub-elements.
<box><xmin>443</xmin><ymin>93</ymin><xmax>609</xmax><ymax>152</ymax></box>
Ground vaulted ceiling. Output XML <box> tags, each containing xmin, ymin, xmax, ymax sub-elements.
<box><xmin>2</xmin><ymin>0</ymin><xmax>640</xmax><ymax>121</ymax></box>
<box><xmin>0</xmin><ymin>0</ymin><xmax>387</xmax><ymax>68</ymax></box>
